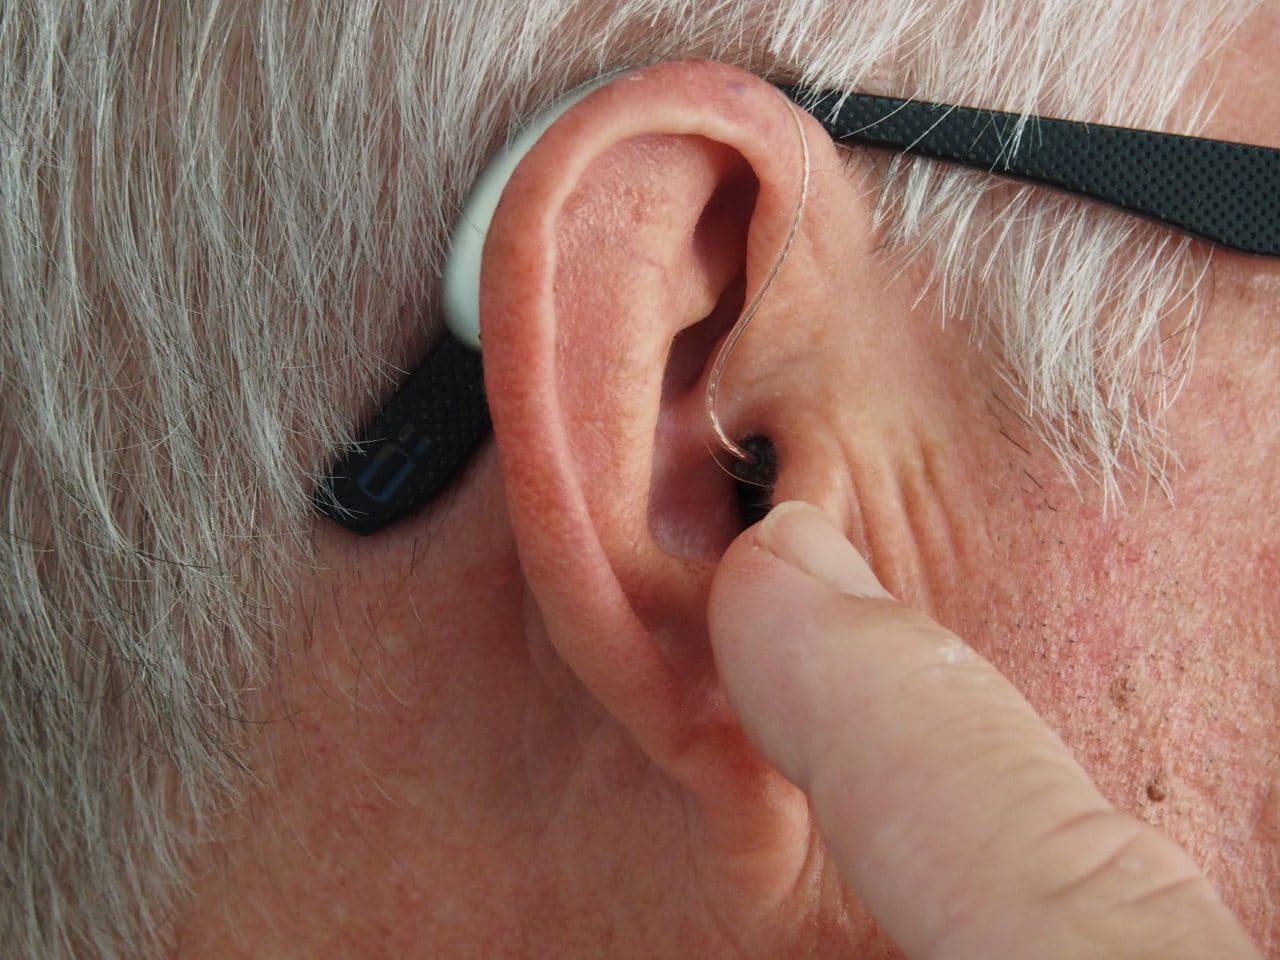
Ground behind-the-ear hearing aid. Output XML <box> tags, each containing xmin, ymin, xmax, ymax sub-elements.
<box><xmin>442</xmin><ymin>71</ymin><xmax>628</xmax><ymax>352</ymax></box>
<box><xmin>315</xmin><ymin>68</ymin><xmax>1280</xmax><ymax>537</ymax></box>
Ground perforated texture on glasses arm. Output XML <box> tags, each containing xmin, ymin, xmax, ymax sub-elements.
<box><xmin>778</xmin><ymin>88</ymin><xmax>1280</xmax><ymax>256</ymax></box>
<box><xmin>312</xmin><ymin>336</ymin><xmax>490</xmax><ymax>535</ymax></box>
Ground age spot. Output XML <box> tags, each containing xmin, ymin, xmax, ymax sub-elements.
<box><xmin>1146</xmin><ymin>774</ymin><xmax>1170</xmax><ymax>803</ymax></box>
<box><xmin>1109</xmin><ymin>674</ymin><xmax>1137</xmax><ymax>710</ymax></box>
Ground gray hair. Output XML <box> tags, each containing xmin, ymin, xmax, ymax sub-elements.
<box><xmin>0</xmin><ymin>0</ymin><xmax>1256</xmax><ymax>955</ymax></box>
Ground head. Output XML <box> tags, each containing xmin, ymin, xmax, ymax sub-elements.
<box><xmin>2</xmin><ymin>1</ymin><xmax>1277</xmax><ymax>957</ymax></box>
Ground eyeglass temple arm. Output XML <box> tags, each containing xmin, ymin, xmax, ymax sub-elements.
<box><xmin>312</xmin><ymin>336</ymin><xmax>490</xmax><ymax>536</ymax></box>
<box><xmin>778</xmin><ymin>87</ymin><xmax>1280</xmax><ymax>257</ymax></box>
<box><xmin>314</xmin><ymin>87</ymin><xmax>1280</xmax><ymax>536</ymax></box>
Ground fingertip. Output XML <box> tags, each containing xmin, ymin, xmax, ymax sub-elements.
<box><xmin>712</xmin><ymin>500</ymin><xmax>884</xmax><ymax>616</ymax></box>
<box><xmin>756</xmin><ymin>501</ymin><xmax>889</xmax><ymax>598</ymax></box>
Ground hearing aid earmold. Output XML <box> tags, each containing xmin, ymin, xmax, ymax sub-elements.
<box><xmin>729</xmin><ymin>435</ymin><xmax>779</xmax><ymax>525</ymax></box>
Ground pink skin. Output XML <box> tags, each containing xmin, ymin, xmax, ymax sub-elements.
<box><xmin>175</xmin><ymin>12</ymin><xmax>1280</xmax><ymax>960</ymax></box>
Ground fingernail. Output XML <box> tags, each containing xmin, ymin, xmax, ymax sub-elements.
<box><xmin>755</xmin><ymin>501</ymin><xmax>888</xmax><ymax>598</ymax></box>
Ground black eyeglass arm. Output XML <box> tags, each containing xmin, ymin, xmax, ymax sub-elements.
<box><xmin>778</xmin><ymin>87</ymin><xmax>1280</xmax><ymax>257</ymax></box>
<box><xmin>312</xmin><ymin>335</ymin><xmax>490</xmax><ymax>535</ymax></box>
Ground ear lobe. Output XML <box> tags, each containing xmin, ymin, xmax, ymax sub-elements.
<box><xmin>478</xmin><ymin>61</ymin><xmax>828</xmax><ymax>826</ymax></box>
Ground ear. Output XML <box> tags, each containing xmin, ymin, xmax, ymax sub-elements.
<box><xmin>480</xmin><ymin>60</ymin><xmax>872</xmax><ymax>848</ymax></box>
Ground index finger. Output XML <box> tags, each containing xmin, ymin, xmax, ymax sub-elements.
<box><xmin>708</xmin><ymin>501</ymin><xmax>1259</xmax><ymax>960</ymax></box>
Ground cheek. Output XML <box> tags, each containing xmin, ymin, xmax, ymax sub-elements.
<box><xmin>956</xmin><ymin>509</ymin><xmax>1172</xmax><ymax>786</ymax></box>
<box><xmin>935</xmin><ymin>467</ymin><xmax>1280</xmax><ymax>942</ymax></box>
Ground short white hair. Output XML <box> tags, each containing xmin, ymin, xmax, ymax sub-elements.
<box><xmin>0</xmin><ymin>0</ymin><xmax>1256</xmax><ymax>955</ymax></box>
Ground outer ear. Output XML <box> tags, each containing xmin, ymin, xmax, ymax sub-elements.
<box><xmin>480</xmin><ymin>61</ymin><xmax>848</xmax><ymax>837</ymax></box>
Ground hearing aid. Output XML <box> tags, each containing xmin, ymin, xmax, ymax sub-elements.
<box><xmin>439</xmin><ymin>66</ymin><xmax>790</xmax><ymax>522</ymax></box>
<box><xmin>441</xmin><ymin>70</ymin><xmax>628</xmax><ymax>352</ymax></box>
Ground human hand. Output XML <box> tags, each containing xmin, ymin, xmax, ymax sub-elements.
<box><xmin>708</xmin><ymin>501</ymin><xmax>1262</xmax><ymax>959</ymax></box>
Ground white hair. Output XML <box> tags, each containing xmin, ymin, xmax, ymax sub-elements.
<box><xmin>0</xmin><ymin>0</ymin><xmax>1256</xmax><ymax>955</ymax></box>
